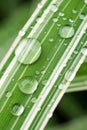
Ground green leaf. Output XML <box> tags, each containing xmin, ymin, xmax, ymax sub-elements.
<box><xmin>0</xmin><ymin>0</ymin><xmax>87</xmax><ymax>130</ymax></box>
<box><xmin>67</xmin><ymin>61</ymin><xmax>87</xmax><ymax>93</ymax></box>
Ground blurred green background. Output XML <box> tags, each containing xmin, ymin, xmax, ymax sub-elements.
<box><xmin>0</xmin><ymin>0</ymin><xmax>87</xmax><ymax>129</ymax></box>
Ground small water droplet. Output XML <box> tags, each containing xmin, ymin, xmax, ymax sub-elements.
<box><xmin>15</xmin><ymin>38</ymin><xmax>41</xmax><ymax>65</ymax></box>
<box><xmin>18</xmin><ymin>77</ymin><xmax>38</xmax><ymax>94</ymax></box>
<box><xmin>42</xmin><ymin>80</ymin><xmax>48</xmax><ymax>85</ymax></box>
<box><xmin>36</xmin><ymin>17</ymin><xmax>43</xmax><ymax>24</ymax></box>
<box><xmin>65</xmin><ymin>70</ymin><xmax>76</xmax><ymax>82</ymax></box>
<box><xmin>30</xmin><ymin>26</ymin><xmax>34</xmax><ymax>29</ymax></box>
<box><xmin>11</xmin><ymin>103</ymin><xmax>24</xmax><ymax>116</ymax></box>
<box><xmin>52</xmin><ymin>18</ymin><xmax>58</xmax><ymax>23</ymax></box>
<box><xmin>79</xmin><ymin>13</ymin><xmax>86</xmax><ymax>20</ymax></box>
<box><xmin>35</xmin><ymin>70</ymin><xmax>40</xmax><ymax>75</ymax></box>
<box><xmin>44</xmin><ymin>9</ymin><xmax>49</xmax><ymax>14</ymax></box>
<box><xmin>48</xmin><ymin>104</ymin><xmax>51</xmax><ymax>107</ymax></box>
<box><xmin>81</xmin><ymin>47</ymin><xmax>87</xmax><ymax>56</ymax></box>
<box><xmin>58</xmin><ymin>83</ymin><xmax>65</xmax><ymax>90</ymax></box>
<box><xmin>64</xmin><ymin>42</ymin><xmax>68</xmax><ymax>46</ymax></box>
<box><xmin>57</xmin><ymin>23</ymin><xmax>61</xmax><ymax>27</ymax></box>
<box><xmin>59</xmin><ymin>25</ymin><xmax>75</xmax><ymax>38</ymax></box>
<box><xmin>31</xmin><ymin>97</ymin><xmax>37</xmax><ymax>103</ymax></box>
<box><xmin>73</xmin><ymin>50</ymin><xmax>78</xmax><ymax>55</ymax></box>
<box><xmin>84</xmin><ymin>0</ymin><xmax>87</xmax><ymax>4</ymax></box>
<box><xmin>62</xmin><ymin>17</ymin><xmax>67</xmax><ymax>21</ymax></box>
<box><xmin>59</xmin><ymin>12</ymin><xmax>64</xmax><ymax>17</ymax></box>
<box><xmin>50</xmin><ymin>4</ymin><xmax>58</xmax><ymax>12</ymax></box>
<box><xmin>81</xmin><ymin>41</ymin><xmax>84</xmax><ymax>45</ymax></box>
<box><xmin>5</xmin><ymin>91</ymin><xmax>12</xmax><ymax>98</ymax></box>
<box><xmin>41</xmin><ymin>70</ymin><xmax>45</xmax><ymax>75</ymax></box>
<box><xmin>44</xmin><ymin>31</ymin><xmax>47</xmax><ymax>34</ymax></box>
<box><xmin>49</xmin><ymin>37</ymin><xmax>54</xmax><ymax>42</ymax></box>
<box><xmin>19</xmin><ymin>30</ymin><xmax>25</xmax><ymax>36</ymax></box>
<box><xmin>72</xmin><ymin>9</ymin><xmax>77</xmax><ymax>14</ymax></box>
<box><xmin>69</xmin><ymin>18</ymin><xmax>74</xmax><ymax>23</ymax></box>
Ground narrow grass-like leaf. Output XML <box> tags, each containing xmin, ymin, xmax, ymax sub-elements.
<box><xmin>0</xmin><ymin>0</ymin><xmax>87</xmax><ymax>130</ymax></box>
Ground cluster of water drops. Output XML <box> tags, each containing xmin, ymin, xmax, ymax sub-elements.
<box><xmin>11</xmin><ymin>76</ymin><xmax>38</xmax><ymax>116</ymax></box>
<box><xmin>11</xmin><ymin>0</ymin><xmax>87</xmax><ymax>117</ymax></box>
<box><xmin>58</xmin><ymin>45</ymin><xmax>87</xmax><ymax>90</ymax></box>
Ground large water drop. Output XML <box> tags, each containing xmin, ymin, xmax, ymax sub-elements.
<box><xmin>15</xmin><ymin>38</ymin><xmax>41</xmax><ymax>64</ymax></box>
<box><xmin>18</xmin><ymin>76</ymin><xmax>38</xmax><ymax>94</ymax></box>
<box><xmin>59</xmin><ymin>25</ymin><xmax>75</xmax><ymax>38</ymax></box>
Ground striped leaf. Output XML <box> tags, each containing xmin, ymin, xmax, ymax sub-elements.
<box><xmin>0</xmin><ymin>0</ymin><xmax>87</xmax><ymax>130</ymax></box>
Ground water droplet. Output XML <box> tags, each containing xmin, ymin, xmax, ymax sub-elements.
<box><xmin>35</xmin><ymin>70</ymin><xmax>40</xmax><ymax>75</ymax></box>
<box><xmin>73</xmin><ymin>50</ymin><xmax>78</xmax><ymax>55</ymax></box>
<box><xmin>81</xmin><ymin>47</ymin><xmax>87</xmax><ymax>56</ymax></box>
<box><xmin>50</xmin><ymin>4</ymin><xmax>58</xmax><ymax>12</ymax></box>
<box><xmin>65</xmin><ymin>70</ymin><xmax>76</xmax><ymax>82</ymax></box>
<box><xmin>31</xmin><ymin>97</ymin><xmax>37</xmax><ymax>103</ymax></box>
<box><xmin>62</xmin><ymin>17</ymin><xmax>67</xmax><ymax>21</ymax></box>
<box><xmin>18</xmin><ymin>77</ymin><xmax>38</xmax><ymax>94</ymax></box>
<box><xmin>79</xmin><ymin>13</ymin><xmax>86</xmax><ymax>20</ymax></box>
<box><xmin>41</xmin><ymin>70</ymin><xmax>45</xmax><ymax>75</ymax></box>
<box><xmin>15</xmin><ymin>38</ymin><xmax>41</xmax><ymax>65</ymax></box>
<box><xmin>5</xmin><ymin>91</ymin><xmax>12</xmax><ymax>98</ymax></box>
<box><xmin>84</xmin><ymin>0</ymin><xmax>87</xmax><ymax>4</ymax></box>
<box><xmin>30</xmin><ymin>26</ymin><xmax>34</xmax><ymax>29</ymax></box>
<box><xmin>81</xmin><ymin>41</ymin><xmax>84</xmax><ymax>45</ymax></box>
<box><xmin>42</xmin><ymin>80</ymin><xmax>48</xmax><ymax>85</ymax></box>
<box><xmin>52</xmin><ymin>18</ymin><xmax>58</xmax><ymax>23</ymax></box>
<box><xmin>59</xmin><ymin>25</ymin><xmax>75</xmax><ymax>38</ymax></box>
<box><xmin>44</xmin><ymin>31</ymin><xmax>47</xmax><ymax>34</ymax></box>
<box><xmin>58</xmin><ymin>83</ymin><xmax>65</xmax><ymax>90</ymax></box>
<box><xmin>48</xmin><ymin>104</ymin><xmax>51</xmax><ymax>107</ymax></box>
<box><xmin>19</xmin><ymin>30</ymin><xmax>25</xmax><ymax>36</ymax></box>
<box><xmin>36</xmin><ymin>17</ymin><xmax>43</xmax><ymax>24</ymax></box>
<box><xmin>69</xmin><ymin>18</ymin><xmax>74</xmax><ymax>23</ymax></box>
<box><xmin>57</xmin><ymin>23</ymin><xmax>61</xmax><ymax>27</ymax></box>
<box><xmin>11</xmin><ymin>103</ymin><xmax>24</xmax><ymax>116</ymax></box>
<box><xmin>59</xmin><ymin>12</ymin><xmax>64</xmax><ymax>17</ymax></box>
<box><xmin>64</xmin><ymin>43</ymin><xmax>67</xmax><ymax>46</ymax></box>
<box><xmin>72</xmin><ymin>9</ymin><xmax>77</xmax><ymax>14</ymax></box>
<box><xmin>43</xmin><ymin>9</ymin><xmax>49</xmax><ymax>14</ymax></box>
<box><xmin>49</xmin><ymin>37</ymin><xmax>54</xmax><ymax>42</ymax></box>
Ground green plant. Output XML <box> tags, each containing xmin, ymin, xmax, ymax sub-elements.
<box><xmin>0</xmin><ymin>0</ymin><xmax>87</xmax><ymax>130</ymax></box>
